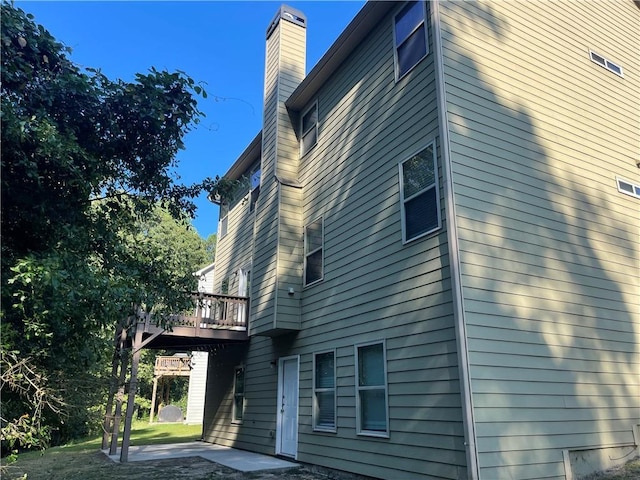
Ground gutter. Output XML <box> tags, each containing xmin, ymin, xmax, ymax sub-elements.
<box><xmin>431</xmin><ymin>1</ymin><xmax>480</xmax><ymax>479</ymax></box>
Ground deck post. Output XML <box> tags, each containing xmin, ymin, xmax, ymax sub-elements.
<box><xmin>109</xmin><ymin>327</ymin><xmax>130</xmax><ymax>455</ymax></box>
<box><xmin>120</xmin><ymin>318</ymin><xmax>144</xmax><ymax>463</ymax></box>
<box><xmin>149</xmin><ymin>376</ymin><xmax>158</xmax><ymax>423</ymax></box>
<box><xmin>102</xmin><ymin>324</ymin><xmax>125</xmax><ymax>450</ymax></box>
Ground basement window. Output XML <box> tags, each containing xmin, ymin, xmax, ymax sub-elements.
<box><xmin>590</xmin><ymin>50</ymin><xmax>623</xmax><ymax>77</ymax></box>
<box><xmin>617</xmin><ymin>177</ymin><xmax>640</xmax><ymax>199</ymax></box>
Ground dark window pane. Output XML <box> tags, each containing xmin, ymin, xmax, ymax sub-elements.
<box><xmin>234</xmin><ymin>395</ymin><xmax>243</xmax><ymax>421</ymax></box>
<box><xmin>306</xmin><ymin>249</ymin><xmax>323</xmax><ymax>284</ymax></box>
<box><xmin>301</xmin><ymin>128</ymin><xmax>317</xmax><ymax>155</ymax></box>
<box><xmin>395</xmin><ymin>1</ymin><xmax>423</xmax><ymax>45</ymax></box>
<box><xmin>315</xmin><ymin>352</ymin><xmax>335</xmax><ymax>389</ymax></box>
<box><xmin>235</xmin><ymin>369</ymin><xmax>244</xmax><ymax>394</ymax></box>
<box><xmin>606</xmin><ymin>61</ymin><xmax>621</xmax><ymax>74</ymax></box>
<box><xmin>302</xmin><ymin>106</ymin><xmax>317</xmax><ymax>133</ymax></box>
<box><xmin>358</xmin><ymin>344</ymin><xmax>384</xmax><ymax>387</ymax></box>
<box><xmin>316</xmin><ymin>391</ymin><xmax>335</xmax><ymax>428</ymax></box>
<box><xmin>591</xmin><ymin>52</ymin><xmax>606</xmax><ymax>66</ymax></box>
<box><xmin>306</xmin><ymin>220</ymin><xmax>323</xmax><ymax>253</ymax></box>
<box><xmin>405</xmin><ymin>187</ymin><xmax>438</xmax><ymax>240</ymax></box>
<box><xmin>619</xmin><ymin>180</ymin><xmax>634</xmax><ymax>193</ymax></box>
<box><xmin>360</xmin><ymin>389</ymin><xmax>387</xmax><ymax>431</ymax></box>
<box><xmin>251</xmin><ymin>168</ymin><xmax>261</xmax><ymax>189</ymax></box>
<box><xmin>397</xmin><ymin>26</ymin><xmax>427</xmax><ymax>77</ymax></box>
<box><xmin>403</xmin><ymin>145</ymin><xmax>435</xmax><ymax>198</ymax></box>
<box><xmin>220</xmin><ymin>216</ymin><xmax>228</xmax><ymax>237</ymax></box>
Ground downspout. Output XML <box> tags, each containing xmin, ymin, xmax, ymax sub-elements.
<box><xmin>431</xmin><ymin>1</ymin><xmax>480</xmax><ymax>479</ymax></box>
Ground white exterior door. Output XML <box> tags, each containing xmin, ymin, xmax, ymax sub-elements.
<box><xmin>277</xmin><ymin>356</ymin><xmax>299</xmax><ymax>458</ymax></box>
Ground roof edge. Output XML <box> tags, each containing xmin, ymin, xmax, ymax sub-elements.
<box><xmin>286</xmin><ymin>1</ymin><xmax>394</xmax><ymax>111</ymax></box>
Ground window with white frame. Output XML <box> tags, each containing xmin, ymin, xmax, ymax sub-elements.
<box><xmin>590</xmin><ymin>50</ymin><xmax>624</xmax><ymax>77</ymax></box>
<box><xmin>313</xmin><ymin>351</ymin><xmax>336</xmax><ymax>432</ymax></box>
<box><xmin>400</xmin><ymin>142</ymin><xmax>440</xmax><ymax>242</ymax></box>
<box><xmin>249</xmin><ymin>165</ymin><xmax>261</xmax><ymax>212</ymax></box>
<box><xmin>304</xmin><ymin>217</ymin><xmax>323</xmax><ymax>286</ymax></box>
<box><xmin>219</xmin><ymin>203</ymin><xmax>229</xmax><ymax>238</ymax></box>
<box><xmin>300</xmin><ymin>102</ymin><xmax>318</xmax><ymax>156</ymax></box>
<box><xmin>617</xmin><ymin>177</ymin><xmax>640</xmax><ymax>199</ymax></box>
<box><xmin>394</xmin><ymin>1</ymin><xmax>428</xmax><ymax>80</ymax></box>
<box><xmin>232</xmin><ymin>366</ymin><xmax>245</xmax><ymax>423</ymax></box>
<box><xmin>355</xmin><ymin>341</ymin><xmax>388</xmax><ymax>437</ymax></box>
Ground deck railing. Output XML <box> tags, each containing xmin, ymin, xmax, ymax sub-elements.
<box><xmin>142</xmin><ymin>292</ymin><xmax>249</xmax><ymax>336</ymax></box>
<box><xmin>154</xmin><ymin>356</ymin><xmax>191</xmax><ymax>376</ymax></box>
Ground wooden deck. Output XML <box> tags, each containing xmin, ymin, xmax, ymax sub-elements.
<box><xmin>139</xmin><ymin>293</ymin><xmax>249</xmax><ymax>349</ymax></box>
<box><xmin>153</xmin><ymin>355</ymin><xmax>192</xmax><ymax>377</ymax></box>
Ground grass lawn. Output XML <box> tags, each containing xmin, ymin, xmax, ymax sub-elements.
<box><xmin>61</xmin><ymin>421</ymin><xmax>203</xmax><ymax>453</ymax></box>
<box><xmin>2</xmin><ymin>422</ymin><xmax>205</xmax><ymax>480</ymax></box>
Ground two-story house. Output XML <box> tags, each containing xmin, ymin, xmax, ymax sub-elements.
<box><xmin>202</xmin><ymin>2</ymin><xmax>640</xmax><ymax>479</ymax></box>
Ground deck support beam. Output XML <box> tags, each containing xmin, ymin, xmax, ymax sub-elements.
<box><xmin>120</xmin><ymin>321</ymin><xmax>143</xmax><ymax>463</ymax></box>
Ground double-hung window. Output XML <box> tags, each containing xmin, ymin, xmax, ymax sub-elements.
<box><xmin>232</xmin><ymin>366</ymin><xmax>245</xmax><ymax>423</ymax></box>
<box><xmin>249</xmin><ymin>166</ymin><xmax>261</xmax><ymax>212</ymax></box>
<box><xmin>300</xmin><ymin>102</ymin><xmax>318</xmax><ymax>156</ymax></box>
<box><xmin>355</xmin><ymin>341</ymin><xmax>388</xmax><ymax>437</ymax></box>
<box><xmin>394</xmin><ymin>1</ymin><xmax>428</xmax><ymax>80</ymax></box>
<box><xmin>219</xmin><ymin>203</ymin><xmax>229</xmax><ymax>238</ymax></box>
<box><xmin>304</xmin><ymin>217</ymin><xmax>323</xmax><ymax>286</ymax></box>
<box><xmin>399</xmin><ymin>142</ymin><xmax>440</xmax><ymax>242</ymax></box>
<box><xmin>313</xmin><ymin>351</ymin><xmax>336</xmax><ymax>432</ymax></box>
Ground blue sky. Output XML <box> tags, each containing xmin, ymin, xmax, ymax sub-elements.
<box><xmin>17</xmin><ymin>1</ymin><xmax>365</xmax><ymax>238</ymax></box>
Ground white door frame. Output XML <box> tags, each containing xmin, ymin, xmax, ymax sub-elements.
<box><xmin>276</xmin><ymin>355</ymin><xmax>299</xmax><ymax>459</ymax></box>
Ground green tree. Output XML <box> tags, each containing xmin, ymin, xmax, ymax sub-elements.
<box><xmin>0</xmin><ymin>2</ymin><xmax>216</xmax><ymax>451</ymax></box>
<box><xmin>204</xmin><ymin>233</ymin><xmax>217</xmax><ymax>264</ymax></box>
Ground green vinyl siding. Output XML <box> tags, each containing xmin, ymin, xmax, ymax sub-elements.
<box><xmin>205</xmin><ymin>3</ymin><xmax>467</xmax><ymax>479</ymax></box>
<box><xmin>439</xmin><ymin>0</ymin><xmax>640</xmax><ymax>478</ymax></box>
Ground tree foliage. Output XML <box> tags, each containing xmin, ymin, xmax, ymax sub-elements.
<box><xmin>0</xmin><ymin>2</ymin><xmax>217</xmax><ymax>451</ymax></box>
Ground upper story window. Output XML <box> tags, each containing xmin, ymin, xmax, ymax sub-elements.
<box><xmin>304</xmin><ymin>217</ymin><xmax>323</xmax><ymax>286</ymax></box>
<box><xmin>300</xmin><ymin>102</ymin><xmax>318</xmax><ymax>157</ymax></box>
<box><xmin>590</xmin><ymin>50</ymin><xmax>624</xmax><ymax>77</ymax></box>
<box><xmin>399</xmin><ymin>142</ymin><xmax>440</xmax><ymax>243</ymax></box>
<box><xmin>313</xmin><ymin>350</ymin><xmax>336</xmax><ymax>432</ymax></box>
<box><xmin>250</xmin><ymin>165</ymin><xmax>261</xmax><ymax>212</ymax></box>
<box><xmin>394</xmin><ymin>1</ymin><xmax>428</xmax><ymax>80</ymax></box>
<box><xmin>219</xmin><ymin>203</ymin><xmax>229</xmax><ymax>238</ymax></box>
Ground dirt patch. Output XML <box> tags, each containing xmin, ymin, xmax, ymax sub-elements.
<box><xmin>7</xmin><ymin>450</ymin><xmax>639</xmax><ymax>480</ymax></box>
<box><xmin>4</xmin><ymin>449</ymin><xmax>370</xmax><ymax>480</ymax></box>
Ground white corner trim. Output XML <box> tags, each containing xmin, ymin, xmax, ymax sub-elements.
<box><xmin>431</xmin><ymin>1</ymin><xmax>480</xmax><ymax>479</ymax></box>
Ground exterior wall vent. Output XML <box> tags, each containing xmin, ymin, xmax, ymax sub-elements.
<box><xmin>590</xmin><ymin>50</ymin><xmax>623</xmax><ymax>77</ymax></box>
<box><xmin>616</xmin><ymin>177</ymin><xmax>640</xmax><ymax>199</ymax></box>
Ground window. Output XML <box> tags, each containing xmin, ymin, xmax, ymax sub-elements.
<box><xmin>250</xmin><ymin>166</ymin><xmax>261</xmax><ymax>212</ymax></box>
<box><xmin>400</xmin><ymin>142</ymin><xmax>440</xmax><ymax>242</ymax></box>
<box><xmin>313</xmin><ymin>351</ymin><xmax>336</xmax><ymax>432</ymax></box>
<box><xmin>394</xmin><ymin>1</ymin><xmax>428</xmax><ymax>80</ymax></box>
<box><xmin>617</xmin><ymin>177</ymin><xmax>640</xmax><ymax>199</ymax></box>
<box><xmin>219</xmin><ymin>203</ymin><xmax>229</xmax><ymax>238</ymax></box>
<box><xmin>304</xmin><ymin>217</ymin><xmax>323</xmax><ymax>285</ymax></box>
<box><xmin>355</xmin><ymin>342</ymin><xmax>388</xmax><ymax>437</ymax></box>
<box><xmin>300</xmin><ymin>102</ymin><xmax>318</xmax><ymax>156</ymax></box>
<box><xmin>590</xmin><ymin>50</ymin><xmax>623</xmax><ymax>77</ymax></box>
<box><xmin>232</xmin><ymin>366</ymin><xmax>245</xmax><ymax>423</ymax></box>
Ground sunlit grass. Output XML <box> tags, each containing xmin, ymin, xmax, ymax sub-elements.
<box><xmin>60</xmin><ymin>421</ymin><xmax>203</xmax><ymax>453</ymax></box>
